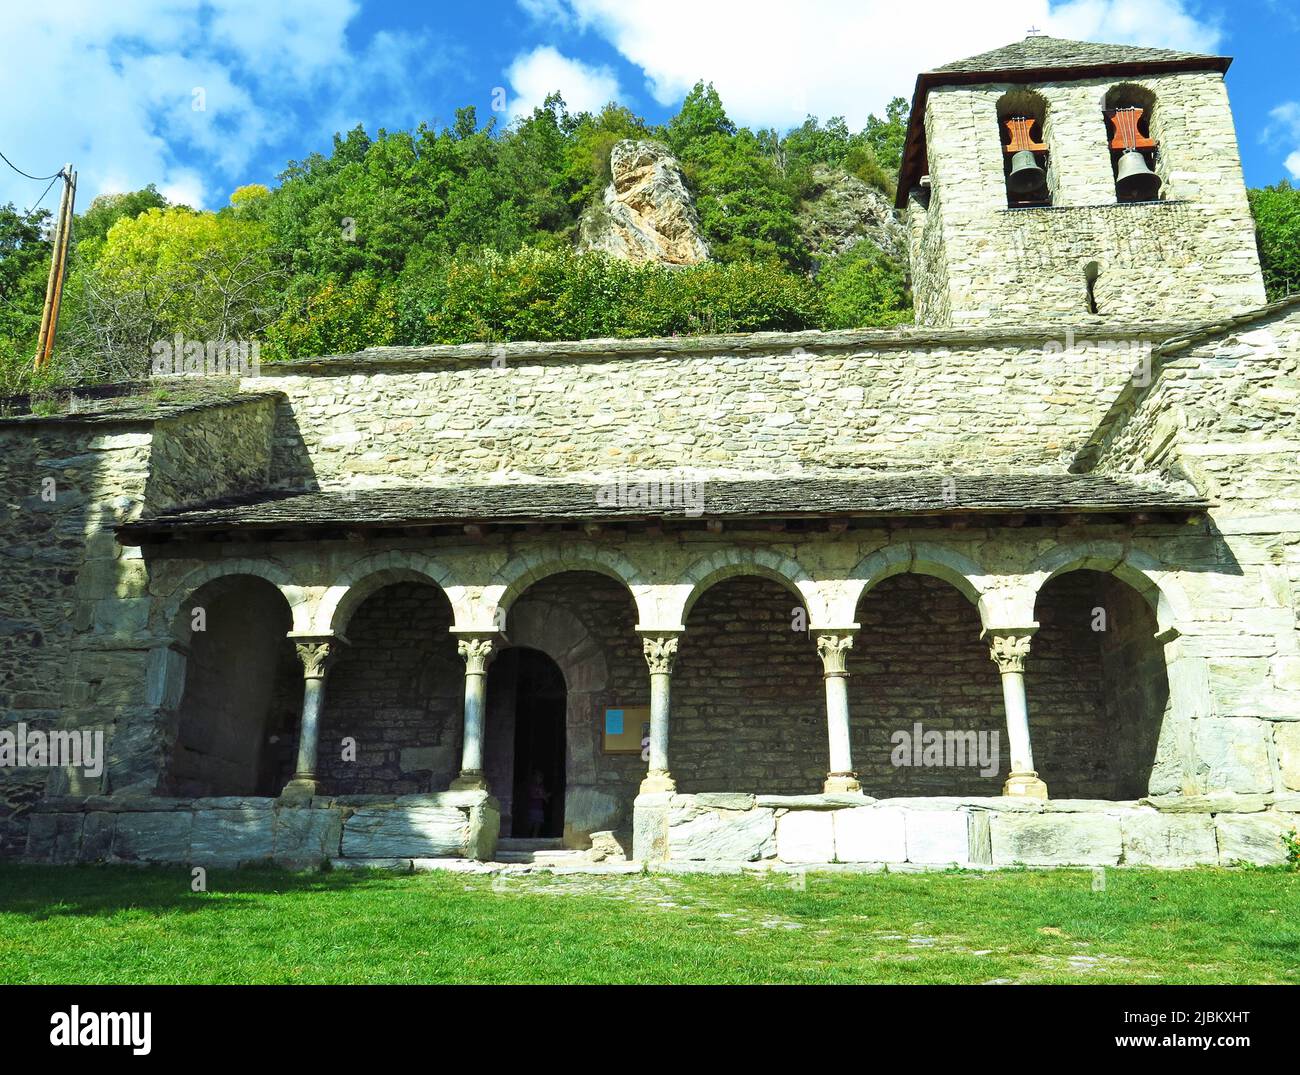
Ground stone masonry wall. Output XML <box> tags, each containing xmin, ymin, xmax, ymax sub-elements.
<box><xmin>915</xmin><ymin>72</ymin><xmax>1265</xmax><ymax>326</ymax></box>
<box><xmin>319</xmin><ymin>582</ymin><xmax>463</xmax><ymax>796</ymax></box>
<box><xmin>1092</xmin><ymin>305</ymin><xmax>1300</xmax><ymax>801</ymax></box>
<box><xmin>0</xmin><ymin>394</ymin><xmax>279</xmax><ymax>854</ymax></box>
<box><xmin>239</xmin><ymin>329</ymin><xmax>1180</xmax><ymax>489</ymax></box>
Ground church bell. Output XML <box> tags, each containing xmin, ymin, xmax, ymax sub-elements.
<box><xmin>1115</xmin><ymin>149</ymin><xmax>1162</xmax><ymax>201</ymax></box>
<box><xmin>1006</xmin><ymin>150</ymin><xmax>1047</xmax><ymax>195</ymax></box>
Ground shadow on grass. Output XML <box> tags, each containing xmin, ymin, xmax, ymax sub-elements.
<box><xmin>0</xmin><ymin>863</ymin><xmax>408</xmax><ymax>921</ymax></box>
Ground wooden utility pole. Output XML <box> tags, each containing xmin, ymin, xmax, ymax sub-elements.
<box><xmin>33</xmin><ymin>164</ymin><xmax>76</xmax><ymax>370</ymax></box>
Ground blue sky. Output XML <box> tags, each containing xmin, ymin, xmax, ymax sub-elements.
<box><xmin>1</xmin><ymin>0</ymin><xmax>1297</xmax><ymax>215</ymax></box>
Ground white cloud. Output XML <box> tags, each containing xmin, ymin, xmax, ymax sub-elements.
<box><xmin>1266</xmin><ymin>103</ymin><xmax>1300</xmax><ymax>180</ymax></box>
<box><xmin>505</xmin><ymin>45</ymin><xmax>622</xmax><ymax>121</ymax></box>
<box><xmin>0</xmin><ymin>1</ymin><xmax>445</xmax><ymax>212</ymax></box>
<box><xmin>528</xmin><ymin>0</ymin><xmax>1223</xmax><ymax>130</ymax></box>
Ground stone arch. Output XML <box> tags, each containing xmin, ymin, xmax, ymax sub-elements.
<box><xmin>491</xmin><ymin>545</ymin><xmax>645</xmax><ymax>626</ymax></box>
<box><xmin>676</xmin><ymin>547</ymin><xmax>819</xmax><ymax>625</ymax></box>
<box><xmin>317</xmin><ymin>550</ymin><xmax>458</xmax><ymax>635</ymax></box>
<box><xmin>489</xmin><ymin>583</ymin><xmax>632</xmax><ymax>846</ymax></box>
<box><xmin>1102</xmin><ymin>82</ymin><xmax>1164</xmax><ymax>200</ymax></box>
<box><xmin>161</xmin><ymin>558</ymin><xmax>309</xmax><ymax>642</ymax></box>
<box><xmin>158</xmin><ymin>569</ymin><xmax>302</xmax><ymax>797</ymax></box>
<box><xmin>996</xmin><ymin>86</ymin><xmax>1053</xmax><ymax>206</ymax></box>
<box><xmin>1027</xmin><ymin>542</ymin><xmax>1190</xmax><ymax>638</ymax></box>
<box><xmin>843</xmin><ymin>542</ymin><xmax>988</xmax><ymax>624</ymax></box>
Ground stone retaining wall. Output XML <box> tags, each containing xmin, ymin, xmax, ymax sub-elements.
<box><xmin>20</xmin><ymin>791</ymin><xmax>499</xmax><ymax>868</ymax></box>
<box><xmin>634</xmin><ymin>791</ymin><xmax>1300</xmax><ymax>868</ymax></box>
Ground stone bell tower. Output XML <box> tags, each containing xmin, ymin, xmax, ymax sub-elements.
<box><xmin>898</xmin><ymin>35</ymin><xmax>1267</xmax><ymax>327</ymax></box>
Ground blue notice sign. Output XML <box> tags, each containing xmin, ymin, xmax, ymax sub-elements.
<box><xmin>605</xmin><ymin>709</ymin><xmax>625</xmax><ymax>735</ymax></box>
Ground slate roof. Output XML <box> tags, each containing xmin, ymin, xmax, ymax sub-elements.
<box><xmin>117</xmin><ymin>474</ymin><xmax>1209</xmax><ymax>542</ymax></box>
<box><xmin>933</xmin><ymin>35</ymin><xmax>1223</xmax><ymax>75</ymax></box>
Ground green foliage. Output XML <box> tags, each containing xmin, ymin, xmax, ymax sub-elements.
<box><xmin>1284</xmin><ymin>828</ymin><xmax>1300</xmax><ymax>871</ymax></box>
<box><xmin>60</xmin><ymin>204</ymin><xmax>284</xmax><ymax>382</ymax></box>
<box><xmin>1249</xmin><ymin>180</ymin><xmax>1300</xmax><ymax>301</ymax></box>
<box><xmin>18</xmin><ymin>82</ymin><xmax>926</xmax><ymax>384</ymax></box>
<box><xmin>266</xmin><ymin>273</ymin><xmax>398</xmax><ymax>358</ymax></box>
<box><xmin>0</xmin><ymin>203</ymin><xmax>52</xmax><ymax>348</ymax></box>
<box><xmin>817</xmin><ymin>243</ymin><xmax>912</xmax><ymax>328</ymax></box>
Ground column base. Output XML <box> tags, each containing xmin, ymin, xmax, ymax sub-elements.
<box><xmin>1003</xmin><ymin>772</ymin><xmax>1048</xmax><ymax>799</ymax></box>
<box><xmin>450</xmin><ymin>771</ymin><xmax>489</xmax><ymax>791</ymax></box>
<box><xmin>639</xmin><ymin>769</ymin><xmax>676</xmax><ymax>794</ymax></box>
<box><xmin>823</xmin><ymin>772</ymin><xmax>861</xmax><ymax>793</ymax></box>
<box><xmin>280</xmin><ymin>776</ymin><xmax>318</xmax><ymax>802</ymax></box>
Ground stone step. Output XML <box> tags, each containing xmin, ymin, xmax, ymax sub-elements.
<box><xmin>493</xmin><ymin>848</ymin><xmax>591</xmax><ymax>865</ymax></box>
<box><xmin>496</xmin><ymin>837</ymin><xmax>565</xmax><ymax>852</ymax></box>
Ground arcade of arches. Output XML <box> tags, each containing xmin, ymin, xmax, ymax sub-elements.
<box><xmin>159</xmin><ymin>565</ymin><xmax>1174</xmax><ymax>844</ymax></box>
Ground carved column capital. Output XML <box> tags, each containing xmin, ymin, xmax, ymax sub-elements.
<box><xmin>982</xmin><ymin>627</ymin><xmax>1037</xmax><ymax>675</ymax></box>
<box><xmin>291</xmin><ymin>635</ymin><xmax>345</xmax><ymax>680</ymax></box>
<box><xmin>640</xmin><ymin>632</ymin><xmax>680</xmax><ymax>676</ymax></box>
<box><xmin>456</xmin><ymin>633</ymin><xmax>498</xmax><ymax>675</ymax></box>
<box><xmin>813</xmin><ymin>630</ymin><xmax>856</xmax><ymax>677</ymax></box>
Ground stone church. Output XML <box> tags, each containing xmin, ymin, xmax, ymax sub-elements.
<box><xmin>3</xmin><ymin>36</ymin><xmax>1298</xmax><ymax>870</ymax></box>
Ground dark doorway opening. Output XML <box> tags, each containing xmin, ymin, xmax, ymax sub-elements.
<box><xmin>494</xmin><ymin>648</ymin><xmax>567</xmax><ymax>838</ymax></box>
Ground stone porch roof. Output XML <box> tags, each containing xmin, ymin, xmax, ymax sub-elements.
<box><xmin>117</xmin><ymin>473</ymin><xmax>1209</xmax><ymax>543</ymax></box>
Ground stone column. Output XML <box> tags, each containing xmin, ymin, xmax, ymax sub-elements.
<box><xmin>450</xmin><ymin>631</ymin><xmax>498</xmax><ymax>791</ymax></box>
<box><xmin>813</xmin><ymin>630</ymin><xmax>861</xmax><ymax>793</ymax></box>
<box><xmin>983</xmin><ymin>627</ymin><xmax>1048</xmax><ymax>799</ymax></box>
<box><xmin>638</xmin><ymin>629</ymin><xmax>682</xmax><ymax>794</ymax></box>
<box><xmin>282</xmin><ymin>634</ymin><xmax>345</xmax><ymax>800</ymax></box>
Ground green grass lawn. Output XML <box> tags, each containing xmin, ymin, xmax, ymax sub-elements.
<box><xmin>1</xmin><ymin>863</ymin><xmax>1296</xmax><ymax>984</ymax></box>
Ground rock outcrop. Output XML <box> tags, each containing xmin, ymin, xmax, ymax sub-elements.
<box><xmin>577</xmin><ymin>140</ymin><xmax>710</xmax><ymax>266</ymax></box>
<box><xmin>797</xmin><ymin>165</ymin><xmax>907</xmax><ymax>262</ymax></box>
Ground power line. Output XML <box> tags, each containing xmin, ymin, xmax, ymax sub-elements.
<box><xmin>24</xmin><ymin>173</ymin><xmax>62</xmax><ymax>218</ymax></box>
<box><xmin>0</xmin><ymin>149</ymin><xmax>64</xmax><ymax>182</ymax></box>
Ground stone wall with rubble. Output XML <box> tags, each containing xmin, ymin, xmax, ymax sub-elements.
<box><xmin>234</xmin><ymin>327</ymin><xmax>1190</xmax><ymax>489</ymax></box>
<box><xmin>0</xmin><ymin>395</ymin><xmax>278</xmax><ymax>854</ymax></box>
<box><xmin>1088</xmin><ymin>303</ymin><xmax>1300</xmax><ymax>803</ymax></box>
<box><xmin>911</xmin><ymin>71</ymin><xmax>1266</xmax><ymax>327</ymax></box>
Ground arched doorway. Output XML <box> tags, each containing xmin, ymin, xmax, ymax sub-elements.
<box><xmin>162</xmin><ymin>575</ymin><xmax>300</xmax><ymax>797</ymax></box>
<box><xmin>1032</xmin><ymin>569</ymin><xmax>1171</xmax><ymax>798</ymax></box>
<box><xmin>487</xmin><ymin>648</ymin><xmax>567</xmax><ymax>838</ymax></box>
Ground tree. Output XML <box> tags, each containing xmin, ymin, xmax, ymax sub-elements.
<box><xmin>1249</xmin><ymin>180</ymin><xmax>1300</xmax><ymax>301</ymax></box>
<box><xmin>76</xmin><ymin>185</ymin><xmax>170</xmax><ymax>246</ymax></box>
<box><xmin>61</xmin><ymin>206</ymin><xmax>285</xmax><ymax>381</ymax></box>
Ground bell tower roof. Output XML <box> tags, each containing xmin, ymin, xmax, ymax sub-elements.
<box><xmin>896</xmin><ymin>36</ymin><xmax>1231</xmax><ymax>206</ymax></box>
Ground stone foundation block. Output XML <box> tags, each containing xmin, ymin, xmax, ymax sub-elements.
<box><xmin>904</xmin><ymin>808</ymin><xmax>971</xmax><ymax>864</ymax></box>
<box><xmin>668</xmin><ymin>807</ymin><xmax>775</xmax><ymax>861</ymax></box>
<box><xmin>1120</xmin><ymin>812</ymin><xmax>1218</xmax><ymax>866</ymax></box>
<box><xmin>273</xmin><ymin>806</ymin><xmax>343</xmax><ymax>862</ymax></box>
<box><xmin>1216</xmin><ymin>813</ymin><xmax>1294</xmax><ymax>866</ymax></box>
<box><xmin>989</xmin><ymin>812</ymin><xmax>1122</xmax><ymax>866</ymax></box>
<box><xmin>341</xmin><ymin>805</ymin><xmax>468</xmax><ymax>858</ymax></box>
<box><xmin>833</xmin><ymin>806</ymin><xmax>906</xmax><ymax>863</ymax></box>
<box><xmin>776</xmin><ymin>810</ymin><xmax>834</xmax><ymax>863</ymax></box>
<box><xmin>192</xmin><ymin>808</ymin><xmax>274</xmax><ymax>866</ymax></box>
<box><xmin>80</xmin><ymin>812</ymin><xmax>116</xmax><ymax>862</ymax></box>
<box><xmin>112</xmin><ymin>811</ymin><xmax>193</xmax><ymax>863</ymax></box>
